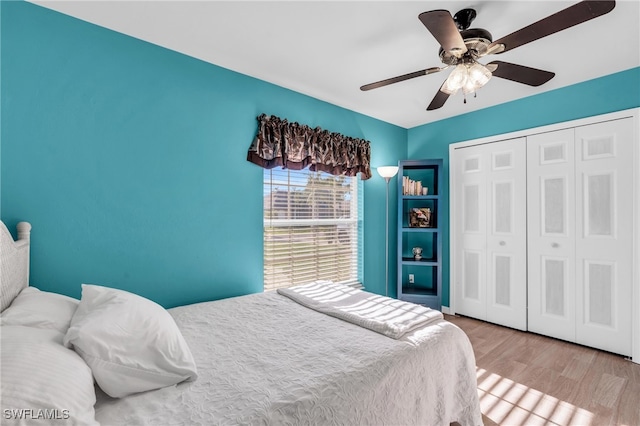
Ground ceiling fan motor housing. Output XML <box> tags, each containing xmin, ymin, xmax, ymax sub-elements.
<box><xmin>439</xmin><ymin>28</ymin><xmax>493</xmax><ymax>65</ymax></box>
<box><xmin>453</xmin><ymin>8</ymin><xmax>477</xmax><ymax>30</ymax></box>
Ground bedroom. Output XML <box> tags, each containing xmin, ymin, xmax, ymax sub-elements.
<box><xmin>1</xmin><ymin>1</ymin><xmax>639</xmax><ymax>425</ymax></box>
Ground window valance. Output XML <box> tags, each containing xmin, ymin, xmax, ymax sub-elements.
<box><xmin>247</xmin><ymin>114</ymin><xmax>372</xmax><ymax>180</ymax></box>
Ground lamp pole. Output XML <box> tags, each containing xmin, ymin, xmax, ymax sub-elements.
<box><xmin>377</xmin><ymin>166</ymin><xmax>399</xmax><ymax>297</ymax></box>
<box><xmin>384</xmin><ymin>176</ymin><xmax>391</xmax><ymax>296</ymax></box>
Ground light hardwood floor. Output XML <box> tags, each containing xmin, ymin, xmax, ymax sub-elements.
<box><xmin>445</xmin><ymin>314</ymin><xmax>640</xmax><ymax>426</ymax></box>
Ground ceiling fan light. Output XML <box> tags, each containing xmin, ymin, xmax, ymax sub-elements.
<box><xmin>441</xmin><ymin>86</ymin><xmax>459</xmax><ymax>95</ymax></box>
<box><xmin>462</xmin><ymin>79</ymin><xmax>477</xmax><ymax>95</ymax></box>
<box><xmin>460</xmin><ymin>62</ymin><xmax>492</xmax><ymax>94</ymax></box>
<box><xmin>442</xmin><ymin>64</ymin><xmax>468</xmax><ymax>94</ymax></box>
<box><xmin>468</xmin><ymin>62</ymin><xmax>492</xmax><ymax>87</ymax></box>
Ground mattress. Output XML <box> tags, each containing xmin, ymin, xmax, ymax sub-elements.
<box><xmin>94</xmin><ymin>291</ymin><xmax>481</xmax><ymax>425</ymax></box>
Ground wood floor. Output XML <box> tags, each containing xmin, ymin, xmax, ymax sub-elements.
<box><xmin>445</xmin><ymin>314</ymin><xmax>640</xmax><ymax>426</ymax></box>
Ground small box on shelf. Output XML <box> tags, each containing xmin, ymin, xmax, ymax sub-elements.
<box><xmin>408</xmin><ymin>207</ymin><xmax>433</xmax><ymax>228</ymax></box>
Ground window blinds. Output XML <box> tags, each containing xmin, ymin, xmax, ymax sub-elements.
<box><xmin>263</xmin><ymin>168</ymin><xmax>362</xmax><ymax>292</ymax></box>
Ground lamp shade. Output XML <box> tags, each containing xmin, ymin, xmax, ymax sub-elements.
<box><xmin>377</xmin><ymin>166</ymin><xmax>399</xmax><ymax>179</ymax></box>
<box><xmin>442</xmin><ymin>62</ymin><xmax>493</xmax><ymax>96</ymax></box>
<box><xmin>442</xmin><ymin>64</ymin><xmax>467</xmax><ymax>95</ymax></box>
<box><xmin>463</xmin><ymin>62</ymin><xmax>492</xmax><ymax>94</ymax></box>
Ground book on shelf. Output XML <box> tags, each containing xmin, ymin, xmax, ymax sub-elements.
<box><xmin>403</xmin><ymin>176</ymin><xmax>427</xmax><ymax>196</ymax></box>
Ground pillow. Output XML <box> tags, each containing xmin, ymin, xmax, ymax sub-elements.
<box><xmin>0</xmin><ymin>221</ymin><xmax>29</xmax><ymax>313</ymax></box>
<box><xmin>0</xmin><ymin>287</ymin><xmax>79</xmax><ymax>333</ymax></box>
<box><xmin>0</xmin><ymin>326</ymin><xmax>98</xmax><ymax>425</ymax></box>
<box><xmin>64</xmin><ymin>284</ymin><xmax>198</xmax><ymax>398</ymax></box>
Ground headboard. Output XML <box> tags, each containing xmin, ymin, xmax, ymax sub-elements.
<box><xmin>0</xmin><ymin>221</ymin><xmax>31</xmax><ymax>312</ymax></box>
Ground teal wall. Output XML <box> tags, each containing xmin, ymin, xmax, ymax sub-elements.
<box><xmin>0</xmin><ymin>1</ymin><xmax>406</xmax><ymax>307</ymax></box>
<box><xmin>408</xmin><ymin>67</ymin><xmax>640</xmax><ymax>307</ymax></box>
<box><xmin>2</xmin><ymin>1</ymin><xmax>637</xmax><ymax>310</ymax></box>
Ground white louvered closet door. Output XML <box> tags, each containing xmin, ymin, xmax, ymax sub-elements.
<box><xmin>527</xmin><ymin>119</ymin><xmax>633</xmax><ymax>356</ymax></box>
<box><xmin>485</xmin><ymin>139</ymin><xmax>527</xmax><ymax>330</ymax></box>
<box><xmin>527</xmin><ymin>129</ymin><xmax>577</xmax><ymax>342</ymax></box>
<box><xmin>454</xmin><ymin>139</ymin><xmax>527</xmax><ymax>330</ymax></box>
<box><xmin>574</xmin><ymin>119</ymin><xmax>633</xmax><ymax>356</ymax></box>
<box><xmin>454</xmin><ymin>144</ymin><xmax>488</xmax><ymax>321</ymax></box>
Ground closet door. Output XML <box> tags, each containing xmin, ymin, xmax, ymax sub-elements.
<box><xmin>527</xmin><ymin>129</ymin><xmax>576</xmax><ymax>342</ymax></box>
<box><xmin>485</xmin><ymin>139</ymin><xmax>527</xmax><ymax>330</ymax></box>
<box><xmin>454</xmin><ymin>139</ymin><xmax>527</xmax><ymax>330</ymax></box>
<box><xmin>575</xmin><ymin>118</ymin><xmax>633</xmax><ymax>356</ymax></box>
<box><xmin>454</xmin><ymin>144</ymin><xmax>487</xmax><ymax>320</ymax></box>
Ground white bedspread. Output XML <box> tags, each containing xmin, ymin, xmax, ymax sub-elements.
<box><xmin>278</xmin><ymin>281</ymin><xmax>443</xmax><ymax>339</ymax></box>
<box><xmin>94</xmin><ymin>291</ymin><xmax>481</xmax><ymax>426</ymax></box>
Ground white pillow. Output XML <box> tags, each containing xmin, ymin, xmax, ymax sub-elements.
<box><xmin>0</xmin><ymin>326</ymin><xmax>98</xmax><ymax>425</ymax></box>
<box><xmin>64</xmin><ymin>284</ymin><xmax>198</xmax><ymax>398</ymax></box>
<box><xmin>0</xmin><ymin>287</ymin><xmax>79</xmax><ymax>333</ymax></box>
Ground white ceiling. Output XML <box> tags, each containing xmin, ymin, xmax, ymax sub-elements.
<box><xmin>30</xmin><ymin>1</ymin><xmax>640</xmax><ymax>129</ymax></box>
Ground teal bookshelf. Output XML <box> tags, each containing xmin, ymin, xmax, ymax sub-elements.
<box><xmin>396</xmin><ymin>159</ymin><xmax>443</xmax><ymax>310</ymax></box>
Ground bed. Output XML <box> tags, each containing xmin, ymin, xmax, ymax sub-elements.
<box><xmin>0</xmin><ymin>220</ymin><xmax>482</xmax><ymax>426</ymax></box>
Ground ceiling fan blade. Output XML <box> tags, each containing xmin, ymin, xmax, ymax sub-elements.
<box><xmin>489</xmin><ymin>1</ymin><xmax>615</xmax><ymax>54</ymax></box>
<box><xmin>360</xmin><ymin>67</ymin><xmax>441</xmax><ymax>91</ymax></box>
<box><xmin>426</xmin><ymin>83</ymin><xmax>451</xmax><ymax>111</ymax></box>
<box><xmin>419</xmin><ymin>10</ymin><xmax>468</xmax><ymax>56</ymax></box>
<box><xmin>488</xmin><ymin>61</ymin><xmax>555</xmax><ymax>86</ymax></box>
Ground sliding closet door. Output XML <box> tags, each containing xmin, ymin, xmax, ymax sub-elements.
<box><xmin>574</xmin><ymin>118</ymin><xmax>633</xmax><ymax>356</ymax></box>
<box><xmin>454</xmin><ymin>144</ymin><xmax>487</xmax><ymax>320</ymax></box>
<box><xmin>485</xmin><ymin>139</ymin><xmax>527</xmax><ymax>330</ymax></box>
<box><xmin>453</xmin><ymin>139</ymin><xmax>527</xmax><ymax>330</ymax></box>
<box><xmin>527</xmin><ymin>129</ymin><xmax>576</xmax><ymax>341</ymax></box>
<box><xmin>528</xmin><ymin>118</ymin><xmax>633</xmax><ymax>356</ymax></box>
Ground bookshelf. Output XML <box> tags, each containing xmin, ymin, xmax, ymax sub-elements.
<box><xmin>396</xmin><ymin>159</ymin><xmax>443</xmax><ymax>310</ymax></box>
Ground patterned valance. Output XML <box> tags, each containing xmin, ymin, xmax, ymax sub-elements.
<box><xmin>247</xmin><ymin>114</ymin><xmax>372</xmax><ymax>180</ymax></box>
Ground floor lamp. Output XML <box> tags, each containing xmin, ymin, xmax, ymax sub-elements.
<box><xmin>377</xmin><ymin>166</ymin><xmax>399</xmax><ymax>297</ymax></box>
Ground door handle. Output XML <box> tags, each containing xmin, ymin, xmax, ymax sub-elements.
<box><xmin>551</xmin><ymin>242</ymin><xmax>560</xmax><ymax>248</ymax></box>
<box><xmin>499</xmin><ymin>241</ymin><xmax>506</xmax><ymax>246</ymax></box>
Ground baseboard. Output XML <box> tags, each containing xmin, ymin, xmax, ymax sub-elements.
<box><xmin>441</xmin><ymin>306</ymin><xmax>452</xmax><ymax>315</ymax></box>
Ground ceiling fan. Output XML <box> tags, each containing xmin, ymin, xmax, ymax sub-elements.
<box><xmin>360</xmin><ymin>1</ymin><xmax>616</xmax><ymax>111</ymax></box>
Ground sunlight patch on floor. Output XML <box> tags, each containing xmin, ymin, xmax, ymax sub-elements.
<box><xmin>477</xmin><ymin>368</ymin><xmax>594</xmax><ymax>426</ymax></box>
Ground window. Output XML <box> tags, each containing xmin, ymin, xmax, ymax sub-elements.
<box><xmin>263</xmin><ymin>168</ymin><xmax>362</xmax><ymax>291</ymax></box>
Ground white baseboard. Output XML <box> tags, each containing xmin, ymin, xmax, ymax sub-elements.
<box><xmin>441</xmin><ymin>306</ymin><xmax>452</xmax><ymax>315</ymax></box>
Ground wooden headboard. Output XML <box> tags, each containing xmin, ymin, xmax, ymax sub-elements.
<box><xmin>0</xmin><ymin>221</ymin><xmax>31</xmax><ymax>311</ymax></box>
